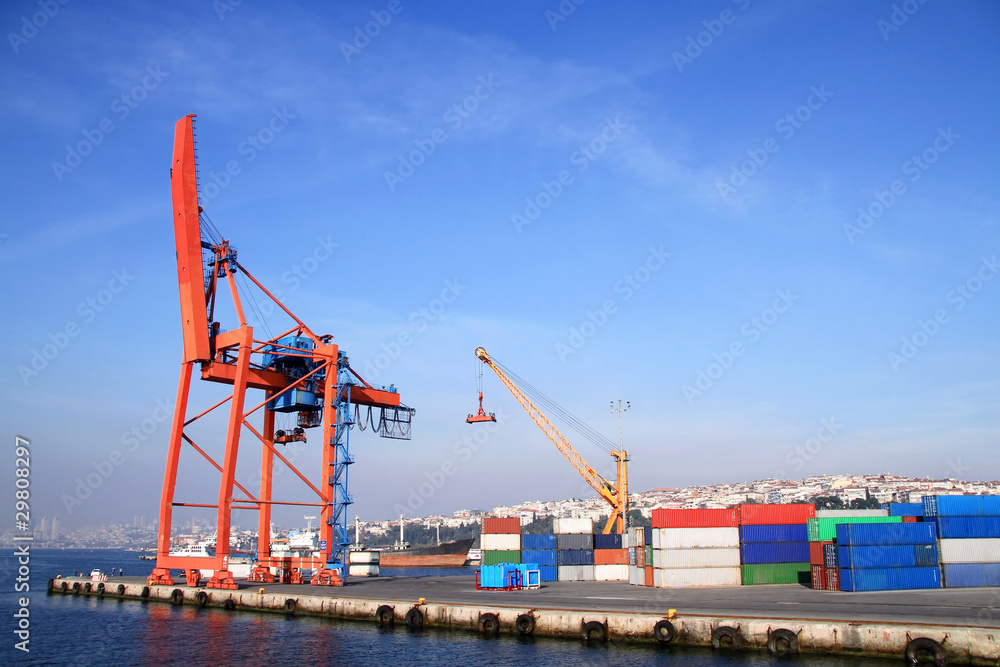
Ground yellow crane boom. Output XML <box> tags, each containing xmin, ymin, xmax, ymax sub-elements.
<box><xmin>474</xmin><ymin>347</ymin><xmax>628</xmax><ymax>534</ymax></box>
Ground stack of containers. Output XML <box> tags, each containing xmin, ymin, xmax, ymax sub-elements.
<box><xmin>925</xmin><ymin>495</ymin><xmax>1000</xmax><ymax>588</ymax></box>
<box><xmin>554</xmin><ymin>518</ymin><xmax>594</xmax><ymax>581</ymax></box>
<box><xmin>593</xmin><ymin>531</ymin><xmax>629</xmax><ymax>581</ymax></box>
<box><xmin>739</xmin><ymin>504</ymin><xmax>815</xmax><ymax>585</ymax></box>
<box><xmin>808</xmin><ymin>514</ymin><xmax>902</xmax><ymax>589</ymax></box>
<box><xmin>521</xmin><ymin>533</ymin><xmax>558</xmax><ymax>582</ymax></box>
<box><xmin>628</xmin><ymin>527</ymin><xmax>644</xmax><ymax>585</ymax></box>
<box><xmin>481</xmin><ymin>517</ymin><xmax>521</xmax><ymax>566</ymax></box>
<box><xmin>837</xmin><ymin>522</ymin><xmax>941</xmax><ymax>591</ymax></box>
<box><xmin>650</xmin><ymin>508</ymin><xmax>741</xmax><ymax>587</ymax></box>
<box><xmin>644</xmin><ymin>526</ymin><xmax>654</xmax><ymax>586</ymax></box>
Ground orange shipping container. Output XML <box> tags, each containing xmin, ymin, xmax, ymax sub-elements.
<box><xmin>482</xmin><ymin>517</ymin><xmax>521</xmax><ymax>534</ymax></box>
<box><xmin>643</xmin><ymin>565</ymin><xmax>654</xmax><ymax>587</ymax></box>
<box><xmin>594</xmin><ymin>549</ymin><xmax>629</xmax><ymax>565</ymax></box>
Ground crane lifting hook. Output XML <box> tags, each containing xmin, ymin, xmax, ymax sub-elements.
<box><xmin>466</xmin><ymin>357</ymin><xmax>496</xmax><ymax>423</ymax></box>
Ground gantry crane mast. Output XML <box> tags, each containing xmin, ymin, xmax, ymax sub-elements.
<box><xmin>150</xmin><ymin>114</ymin><xmax>413</xmax><ymax>589</ymax></box>
<box><xmin>472</xmin><ymin>347</ymin><xmax>628</xmax><ymax>534</ymax></box>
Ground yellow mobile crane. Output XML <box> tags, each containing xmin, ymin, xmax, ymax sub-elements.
<box><xmin>469</xmin><ymin>347</ymin><xmax>628</xmax><ymax>535</ymax></box>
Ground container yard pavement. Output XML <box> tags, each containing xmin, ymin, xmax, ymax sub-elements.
<box><xmin>97</xmin><ymin>574</ymin><xmax>1000</xmax><ymax>628</ymax></box>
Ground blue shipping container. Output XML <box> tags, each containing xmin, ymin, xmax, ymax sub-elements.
<box><xmin>557</xmin><ymin>549</ymin><xmax>595</xmax><ymax>566</ymax></box>
<box><xmin>835</xmin><ymin>522</ymin><xmax>937</xmax><ymax>546</ymax></box>
<box><xmin>922</xmin><ymin>495</ymin><xmax>1000</xmax><ymax>517</ymax></box>
<box><xmin>839</xmin><ymin>567</ymin><xmax>941</xmax><ymax>592</ymax></box>
<box><xmin>837</xmin><ymin>544</ymin><xmax>939</xmax><ymax>569</ymax></box>
<box><xmin>539</xmin><ymin>565</ymin><xmax>558</xmax><ymax>582</ymax></box>
<box><xmin>823</xmin><ymin>543</ymin><xmax>838</xmax><ymax>569</ymax></box>
<box><xmin>593</xmin><ymin>533</ymin><xmax>622</xmax><ymax>550</ymax></box>
<box><xmin>740</xmin><ymin>542</ymin><xmax>810</xmax><ymax>564</ymax></box>
<box><xmin>644</xmin><ymin>526</ymin><xmax>653</xmax><ymax>545</ymax></box>
<box><xmin>886</xmin><ymin>503</ymin><xmax>924</xmax><ymax>517</ymax></box>
<box><xmin>739</xmin><ymin>524</ymin><xmax>809</xmax><ymax>543</ymax></box>
<box><xmin>522</xmin><ymin>534</ymin><xmax>557</xmax><ymax>550</ymax></box>
<box><xmin>930</xmin><ymin>517</ymin><xmax>1000</xmax><ymax>539</ymax></box>
<box><xmin>942</xmin><ymin>563</ymin><xmax>1000</xmax><ymax>588</ymax></box>
<box><xmin>521</xmin><ymin>549</ymin><xmax>557</xmax><ymax>566</ymax></box>
<box><xmin>479</xmin><ymin>564</ymin><xmax>522</xmax><ymax>588</ymax></box>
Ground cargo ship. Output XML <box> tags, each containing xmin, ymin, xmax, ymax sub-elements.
<box><xmin>376</xmin><ymin>539</ymin><xmax>475</xmax><ymax>567</ymax></box>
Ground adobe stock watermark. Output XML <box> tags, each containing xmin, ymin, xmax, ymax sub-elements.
<box><xmin>51</xmin><ymin>65</ymin><xmax>168</xmax><ymax>182</ymax></box>
<box><xmin>843</xmin><ymin>127</ymin><xmax>958</xmax><ymax>243</ymax></box>
<box><xmin>214</xmin><ymin>0</ymin><xmax>242</xmax><ymax>20</ymax></box>
<box><xmin>61</xmin><ymin>399</ymin><xmax>173</xmax><ymax>515</ymax></box>
<box><xmin>7</xmin><ymin>0</ymin><xmax>70</xmax><ymax>53</ymax></box>
<box><xmin>877</xmin><ymin>0</ymin><xmax>930</xmax><ymax>41</ymax></box>
<box><xmin>672</xmin><ymin>0</ymin><xmax>751</xmax><ymax>73</ymax></box>
<box><xmin>887</xmin><ymin>255</ymin><xmax>997</xmax><ymax>371</ymax></box>
<box><xmin>392</xmin><ymin>408</ymin><xmax>505</xmax><ymax>517</ymax></box>
<box><xmin>363</xmin><ymin>278</ymin><xmax>467</xmax><ymax>380</ymax></box>
<box><xmin>774</xmin><ymin>417</ymin><xmax>843</xmax><ymax>480</ymax></box>
<box><xmin>246</xmin><ymin>235</ymin><xmax>339</xmax><ymax>328</ymax></box>
<box><xmin>17</xmin><ymin>268</ymin><xmax>134</xmax><ymax>385</ymax></box>
<box><xmin>200</xmin><ymin>107</ymin><xmax>297</xmax><ymax>203</ymax></box>
<box><xmin>511</xmin><ymin>116</ymin><xmax>630</xmax><ymax>233</ymax></box>
<box><xmin>556</xmin><ymin>246</ymin><xmax>670</xmax><ymax>362</ymax></box>
<box><xmin>545</xmin><ymin>0</ymin><xmax>586</xmax><ymax>31</ymax></box>
<box><xmin>384</xmin><ymin>75</ymin><xmax>501</xmax><ymax>191</ymax></box>
<box><xmin>715</xmin><ymin>85</ymin><xmax>833</xmax><ymax>201</ymax></box>
<box><xmin>340</xmin><ymin>0</ymin><xmax>410</xmax><ymax>63</ymax></box>
<box><xmin>682</xmin><ymin>288</ymin><xmax>799</xmax><ymax>404</ymax></box>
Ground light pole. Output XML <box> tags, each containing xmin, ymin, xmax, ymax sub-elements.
<box><xmin>610</xmin><ymin>400</ymin><xmax>630</xmax><ymax>529</ymax></box>
<box><xmin>610</xmin><ymin>400</ymin><xmax>630</xmax><ymax>450</ymax></box>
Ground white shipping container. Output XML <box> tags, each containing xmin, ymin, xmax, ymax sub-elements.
<box><xmin>632</xmin><ymin>527</ymin><xmax>645</xmax><ymax>547</ymax></box>
<box><xmin>655</xmin><ymin>527</ymin><xmax>740</xmax><ymax>549</ymax></box>
<box><xmin>349</xmin><ymin>551</ymin><xmax>380</xmax><ymax>564</ymax></box>
<box><xmin>939</xmin><ymin>538</ymin><xmax>1000</xmax><ymax>563</ymax></box>
<box><xmin>554</xmin><ymin>518</ymin><xmax>594</xmax><ymax>534</ymax></box>
<box><xmin>481</xmin><ymin>533</ymin><xmax>521</xmax><ymax>551</ymax></box>
<box><xmin>557</xmin><ymin>565</ymin><xmax>595</xmax><ymax>581</ymax></box>
<box><xmin>629</xmin><ymin>565</ymin><xmax>643</xmax><ymax>586</ymax></box>
<box><xmin>594</xmin><ymin>564</ymin><xmax>629</xmax><ymax>581</ymax></box>
<box><xmin>348</xmin><ymin>564</ymin><xmax>379</xmax><ymax>577</ymax></box>
<box><xmin>656</xmin><ymin>567</ymin><xmax>742</xmax><ymax>588</ymax></box>
<box><xmin>815</xmin><ymin>509</ymin><xmax>888</xmax><ymax>518</ymax></box>
<box><xmin>651</xmin><ymin>547</ymin><xmax>741</xmax><ymax>569</ymax></box>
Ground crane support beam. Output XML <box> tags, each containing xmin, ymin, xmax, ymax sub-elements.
<box><xmin>473</xmin><ymin>347</ymin><xmax>628</xmax><ymax>534</ymax></box>
<box><xmin>170</xmin><ymin>114</ymin><xmax>211</xmax><ymax>363</ymax></box>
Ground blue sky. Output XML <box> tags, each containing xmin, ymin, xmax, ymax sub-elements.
<box><xmin>2</xmin><ymin>0</ymin><xmax>998</xmax><ymax>531</ymax></box>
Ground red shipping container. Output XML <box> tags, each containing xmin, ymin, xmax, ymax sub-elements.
<box><xmin>738</xmin><ymin>503</ymin><xmax>816</xmax><ymax>525</ymax></box>
<box><xmin>644</xmin><ymin>566</ymin><xmax>654</xmax><ymax>587</ymax></box>
<box><xmin>810</xmin><ymin>565</ymin><xmax>826</xmax><ymax>590</ymax></box>
<box><xmin>902</xmin><ymin>516</ymin><xmax>919</xmax><ymax>523</ymax></box>
<box><xmin>636</xmin><ymin>546</ymin><xmax>645</xmax><ymax>568</ymax></box>
<box><xmin>651</xmin><ymin>508</ymin><xmax>739</xmax><ymax>528</ymax></box>
<box><xmin>594</xmin><ymin>549</ymin><xmax>629</xmax><ymax>565</ymax></box>
<box><xmin>825</xmin><ymin>568</ymin><xmax>840</xmax><ymax>591</ymax></box>
<box><xmin>809</xmin><ymin>540</ymin><xmax>834</xmax><ymax>566</ymax></box>
<box><xmin>482</xmin><ymin>517</ymin><xmax>521</xmax><ymax>534</ymax></box>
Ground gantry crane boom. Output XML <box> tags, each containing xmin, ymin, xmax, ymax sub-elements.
<box><xmin>474</xmin><ymin>347</ymin><xmax>628</xmax><ymax>534</ymax></box>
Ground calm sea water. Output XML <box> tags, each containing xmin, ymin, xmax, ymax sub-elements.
<box><xmin>2</xmin><ymin>549</ymin><xmax>888</xmax><ymax>666</ymax></box>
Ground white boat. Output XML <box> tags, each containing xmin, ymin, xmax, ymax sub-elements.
<box><xmin>169</xmin><ymin>541</ymin><xmax>215</xmax><ymax>558</ymax></box>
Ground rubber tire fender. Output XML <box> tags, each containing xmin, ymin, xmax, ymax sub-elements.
<box><xmin>653</xmin><ymin>619</ymin><xmax>675</xmax><ymax>644</ymax></box>
<box><xmin>284</xmin><ymin>598</ymin><xmax>297</xmax><ymax>615</ymax></box>
<box><xmin>375</xmin><ymin>605</ymin><xmax>395</xmax><ymax>627</ymax></box>
<box><xmin>582</xmin><ymin>621</ymin><xmax>607</xmax><ymax>643</ymax></box>
<box><xmin>712</xmin><ymin>625</ymin><xmax>742</xmax><ymax>650</ymax></box>
<box><xmin>478</xmin><ymin>612</ymin><xmax>500</xmax><ymax>636</ymax></box>
<box><xmin>171</xmin><ymin>588</ymin><xmax>185</xmax><ymax>605</ymax></box>
<box><xmin>96</xmin><ymin>582</ymin><xmax>106</xmax><ymax>596</ymax></box>
<box><xmin>906</xmin><ymin>638</ymin><xmax>947</xmax><ymax>667</ymax></box>
<box><xmin>196</xmin><ymin>591</ymin><xmax>209</xmax><ymax>607</ymax></box>
<box><xmin>223</xmin><ymin>599</ymin><xmax>236</xmax><ymax>611</ymax></box>
<box><xmin>140</xmin><ymin>586</ymin><xmax>150</xmax><ymax>599</ymax></box>
<box><xmin>83</xmin><ymin>582</ymin><xmax>92</xmax><ymax>594</ymax></box>
<box><xmin>47</xmin><ymin>579</ymin><xmax>55</xmax><ymax>594</ymax></box>
<box><xmin>767</xmin><ymin>628</ymin><xmax>800</xmax><ymax>655</ymax></box>
<box><xmin>116</xmin><ymin>584</ymin><xmax>126</xmax><ymax>596</ymax></box>
<box><xmin>72</xmin><ymin>582</ymin><xmax>81</xmax><ymax>595</ymax></box>
<box><xmin>515</xmin><ymin>614</ymin><xmax>535</xmax><ymax>635</ymax></box>
<box><xmin>60</xmin><ymin>581</ymin><xmax>68</xmax><ymax>593</ymax></box>
<box><xmin>405</xmin><ymin>607</ymin><xmax>424</xmax><ymax>629</ymax></box>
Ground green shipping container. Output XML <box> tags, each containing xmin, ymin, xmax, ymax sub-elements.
<box><xmin>482</xmin><ymin>550</ymin><xmax>520</xmax><ymax>566</ymax></box>
<box><xmin>741</xmin><ymin>562</ymin><xmax>811</xmax><ymax>585</ymax></box>
<box><xmin>807</xmin><ymin>516</ymin><xmax>902</xmax><ymax>541</ymax></box>
<box><xmin>644</xmin><ymin>544</ymin><xmax>653</xmax><ymax>565</ymax></box>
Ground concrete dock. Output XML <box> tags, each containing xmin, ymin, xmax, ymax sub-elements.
<box><xmin>49</xmin><ymin>574</ymin><xmax>1000</xmax><ymax>664</ymax></box>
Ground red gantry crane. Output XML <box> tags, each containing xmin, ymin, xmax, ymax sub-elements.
<box><xmin>470</xmin><ymin>347</ymin><xmax>629</xmax><ymax>535</ymax></box>
<box><xmin>149</xmin><ymin>114</ymin><xmax>414</xmax><ymax>589</ymax></box>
